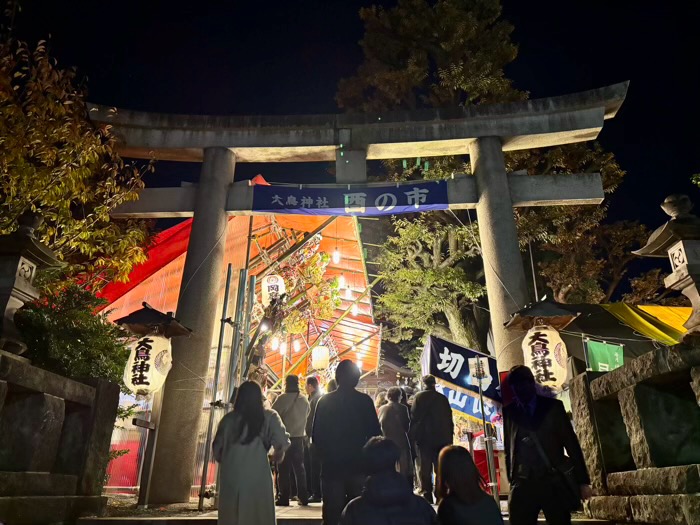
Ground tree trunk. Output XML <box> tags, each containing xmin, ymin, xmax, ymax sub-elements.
<box><xmin>443</xmin><ymin>302</ymin><xmax>484</xmax><ymax>353</ymax></box>
<box><xmin>471</xmin><ymin>301</ymin><xmax>490</xmax><ymax>354</ymax></box>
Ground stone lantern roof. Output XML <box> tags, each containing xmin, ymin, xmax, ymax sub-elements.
<box><xmin>0</xmin><ymin>211</ymin><xmax>63</xmax><ymax>269</ymax></box>
<box><xmin>633</xmin><ymin>194</ymin><xmax>700</xmax><ymax>258</ymax></box>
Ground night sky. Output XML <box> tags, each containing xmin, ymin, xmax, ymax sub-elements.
<box><xmin>14</xmin><ymin>0</ymin><xmax>700</xmax><ymax>227</ymax></box>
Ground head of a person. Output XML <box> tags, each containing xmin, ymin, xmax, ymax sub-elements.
<box><xmin>233</xmin><ymin>380</ymin><xmax>265</xmax><ymax>444</ymax></box>
<box><xmin>285</xmin><ymin>374</ymin><xmax>300</xmax><ymax>393</ymax></box>
<box><xmin>387</xmin><ymin>386</ymin><xmax>402</xmax><ymax>403</ymax></box>
<box><xmin>363</xmin><ymin>436</ymin><xmax>400</xmax><ymax>476</ymax></box>
<box><xmin>375</xmin><ymin>390</ymin><xmax>388</xmax><ymax>409</ymax></box>
<box><xmin>436</xmin><ymin>445</ymin><xmax>486</xmax><ymax>504</ymax></box>
<box><xmin>336</xmin><ymin>359</ymin><xmax>361</xmax><ymax>389</ymax></box>
<box><xmin>326</xmin><ymin>378</ymin><xmax>338</xmax><ymax>393</ymax></box>
<box><xmin>508</xmin><ymin>365</ymin><xmax>537</xmax><ymax>404</ymax></box>
<box><xmin>423</xmin><ymin>374</ymin><xmax>437</xmax><ymax>391</ymax></box>
<box><xmin>400</xmin><ymin>387</ymin><xmax>409</xmax><ymax>405</ymax></box>
<box><xmin>306</xmin><ymin>375</ymin><xmax>319</xmax><ymax>396</ymax></box>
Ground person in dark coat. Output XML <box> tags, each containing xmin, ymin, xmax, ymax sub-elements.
<box><xmin>340</xmin><ymin>437</ymin><xmax>437</xmax><ymax>525</ymax></box>
<box><xmin>272</xmin><ymin>374</ymin><xmax>310</xmax><ymax>506</ymax></box>
<box><xmin>504</xmin><ymin>366</ymin><xmax>592</xmax><ymax>525</ymax></box>
<box><xmin>305</xmin><ymin>375</ymin><xmax>323</xmax><ymax>502</ymax></box>
<box><xmin>313</xmin><ymin>360</ymin><xmax>382</xmax><ymax>525</ymax></box>
<box><xmin>378</xmin><ymin>387</ymin><xmax>412</xmax><ymax>481</ymax></box>
<box><xmin>436</xmin><ymin>445</ymin><xmax>503</xmax><ymax>525</ymax></box>
<box><xmin>409</xmin><ymin>374</ymin><xmax>454</xmax><ymax>503</ymax></box>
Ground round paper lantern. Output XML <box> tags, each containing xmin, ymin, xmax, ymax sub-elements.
<box><xmin>521</xmin><ymin>325</ymin><xmax>568</xmax><ymax>390</ymax></box>
<box><xmin>261</xmin><ymin>274</ymin><xmax>286</xmax><ymax>307</ymax></box>
<box><xmin>123</xmin><ymin>335</ymin><xmax>173</xmax><ymax>396</ymax></box>
<box><xmin>311</xmin><ymin>346</ymin><xmax>330</xmax><ymax>370</ymax></box>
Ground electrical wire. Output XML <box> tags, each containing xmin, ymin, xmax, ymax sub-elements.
<box><xmin>178</xmin><ymin>221</ymin><xmax>229</xmax><ymax>297</ymax></box>
<box><xmin>449</xmin><ymin>209</ymin><xmax>524</xmax><ymax>310</ymax></box>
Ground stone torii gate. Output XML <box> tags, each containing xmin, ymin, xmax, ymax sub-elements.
<box><xmin>92</xmin><ymin>82</ymin><xmax>628</xmax><ymax>504</ymax></box>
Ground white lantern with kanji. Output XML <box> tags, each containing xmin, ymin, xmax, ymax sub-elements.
<box><xmin>123</xmin><ymin>335</ymin><xmax>173</xmax><ymax>396</ymax></box>
<box><xmin>522</xmin><ymin>325</ymin><xmax>568</xmax><ymax>390</ymax></box>
<box><xmin>261</xmin><ymin>274</ymin><xmax>286</xmax><ymax>307</ymax></box>
<box><xmin>311</xmin><ymin>346</ymin><xmax>330</xmax><ymax>370</ymax></box>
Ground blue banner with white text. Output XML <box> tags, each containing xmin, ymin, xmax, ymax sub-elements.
<box><xmin>424</xmin><ymin>336</ymin><xmax>501</xmax><ymax>402</ymax></box>
<box><xmin>252</xmin><ymin>180</ymin><xmax>449</xmax><ymax>216</ymax></box>
<box><xmin>420</xmin><ymin>336</ymin><xmax>502</xmax><ymax>426</ymax></box>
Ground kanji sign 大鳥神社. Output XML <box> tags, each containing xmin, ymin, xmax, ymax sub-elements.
<box><xmin>123</xmin><ymin>335</ymin><xmax>173</xmax><ymax>396</ymax></box>
<box><xmin>521</xmin><ymin>326</ymin><xmax>568</xmax><ymax>390</ymax></box>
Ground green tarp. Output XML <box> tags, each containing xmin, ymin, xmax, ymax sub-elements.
<box><xmin>585</xmin><ymin>340</ymin><xmax>624</xmax><ymax>372</ymax></box>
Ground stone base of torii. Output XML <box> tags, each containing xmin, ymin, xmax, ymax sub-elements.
<box><xmin>93</xmin><ymin>82</ymin><xmax>629</xmax><ymax>503</ymax></box>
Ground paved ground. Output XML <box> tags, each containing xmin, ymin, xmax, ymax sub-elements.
<box><xmin>81</xmin><ymin>499</ymin><xmax>605</xmax><ymax>525</ymax></box>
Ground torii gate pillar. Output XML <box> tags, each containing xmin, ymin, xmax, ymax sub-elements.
<box><xmin>471</xmin><ymin>137</ymin><xmax>529</xmax><ymax>371</ymax></box>
<box><xmin>149</xmin><ymin>147</ymin><xmax>236</xmax><ymax>503</ymax></box>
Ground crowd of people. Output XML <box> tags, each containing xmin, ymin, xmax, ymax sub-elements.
<box><xmin>213</xmin><ymin>360</ymin><xmax>591</xmax><ymax>525</ymax></box>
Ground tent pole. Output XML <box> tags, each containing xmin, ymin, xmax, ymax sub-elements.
<box><xmin>198</xmin><ymin>263</ymin><xmax>233</xmax><ymax>511</ymax></box>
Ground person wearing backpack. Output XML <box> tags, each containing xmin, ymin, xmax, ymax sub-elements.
<box><xmin>409</xmin><ymin>375</ymin><xmax>454</xmax><ymax>503</ymax></box>
<box><xmin>273</xmin><ymin>374</ymin><xmax>311</xmax><ymax>506</ymax></box>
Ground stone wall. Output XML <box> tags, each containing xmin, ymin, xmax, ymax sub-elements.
<box><xmin>0</xmin><ymin>353</ymin><xmax>119</xmax><ymax>525</ymax></box>
<box><xmin>570</xmin><ymin>344</ymin><xmax>700</xmax><ymax>525</ymax></box>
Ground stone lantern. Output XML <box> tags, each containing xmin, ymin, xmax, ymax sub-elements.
<box><xmin>633</xmin><ymin>194</ymin><xmax>700</xmax><ymax>339</ymax></box>
<box><xmin>0</xmin><ymin>211</ymin><xmax>63</xmax><ymax>355</ymax></box>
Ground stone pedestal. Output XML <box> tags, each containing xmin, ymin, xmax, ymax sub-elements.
<box><xmin>0</xmin><ymin>392</ymin><xmax>65</xmax><ymax>471</ymax></box>
<box><xmin>470</xmin><ymin>137</ymin><xmax>529</xmax><ymax>371</ymax></box>
<box><xmin>149</xmin><ymin>147</ymin><xmax>236</xmax><ymax>503</ymax></box>
<box><xmin>569</xmin><ymin>343</ymin><xmax>700</xmax><ymax>524</ymax></box>
<box><xmin>0</xmin><ymin>356</ymin><xmax>119</xmax><ymax>524</ymax></box>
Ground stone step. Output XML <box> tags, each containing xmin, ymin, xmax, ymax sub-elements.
<box><xmin>0</xmin><ymin>471</ymin><xmax>78</xmax><ymax>496</ymax></box>
<box><xmin>78</xmin><ymin>517</ymin><xmax>609</xmax><ymax>525</ymax></box>
<box><xmin>0</xmin><ymin>495</ymin><xmax>107</xmax><ymax>525</ymax></box>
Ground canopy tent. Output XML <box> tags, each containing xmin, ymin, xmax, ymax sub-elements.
<box><xmin>98</xmin><ymin>213</ymin><xmax>382</xmax><ymax>382</ymax></box>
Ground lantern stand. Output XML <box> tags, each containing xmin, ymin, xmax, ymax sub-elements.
<box><xmin>198</xmin><ymin>264</ymin><xmax>235</xmax><ymax>511</ymax></box>
<box><xmin>114</xmin><ymin>303</ymin><xmax>192</xmax><ymax>509</ymax></box>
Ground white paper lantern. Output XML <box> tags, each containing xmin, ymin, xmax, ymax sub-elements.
<box><xmin>123</xmin><ymin>335</ymin><xmax>172</xmax><ymax>396</ymax></box>
<box><xmin>312</xmin><ymin>346</ymin><xmax>330</xmax><ymax>370</ymax></box>
<box><xmin>522</xmin><ymin>325</ymin><xmax>568</xmax><ymax>390</ymax></box>
<box><xmin>261</xmin><ymin>274</ymin><xmax>286</xmax><ymax>307</ymax></box>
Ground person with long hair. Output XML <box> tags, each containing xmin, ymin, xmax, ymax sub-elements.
<box><xmin>436</xmin><ymin>445</ymin><xmax>503</xmax><ymax>525</ymax></box>
<box><xmin>214</xmin><ymin>381</ymin><xmax>291</xmax><ymax>525</ymax></box>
